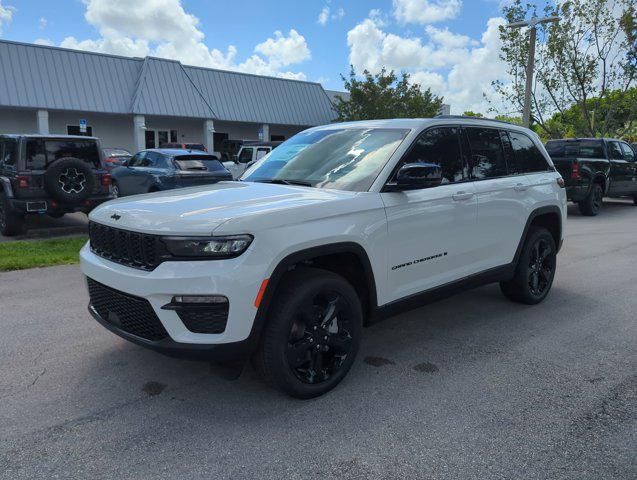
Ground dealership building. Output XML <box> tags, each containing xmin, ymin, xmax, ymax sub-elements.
<box><xmin>0</xmin><ymin>39</ymin><xmax>338</xmax><ymax>153</ymax></box>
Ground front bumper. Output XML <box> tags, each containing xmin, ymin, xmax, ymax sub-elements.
<box><xmin>80</xmin><ymin>243</ymin><xmax>266</xmax><ymax>360</ymax></box>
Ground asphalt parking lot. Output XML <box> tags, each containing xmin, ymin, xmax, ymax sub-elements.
<box><xmin>1</xmin><ymin>201</ymin><xmax>636</xmax><ymax>480</ymax></box>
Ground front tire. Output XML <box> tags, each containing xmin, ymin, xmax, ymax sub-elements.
<box><xmin>500</xmin><ymin>227</ymin><xmax>557</xmax><ymax>305</ymax></box>
<box><xmin>0</xmin><ymin>192</ymin><xmax>25</xmax><ymax>236</ymax></box>
<box><xmin>111</xmin><ymin>181</ymin><xmax>120</xmax><ymax>198</ymax></box>
<box><xmin>253</xmin><ymin>268</ymin><xmax>363</xmax><ymax>399</ymax></box>
<box><xmin>578</xmin><ymin>183</ymin><xmax>603</xmax><ymax>216</ymax></box>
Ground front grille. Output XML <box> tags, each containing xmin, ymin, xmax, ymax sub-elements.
<box><xmin>89</xmin><ymin>221</ymin><xmax>162</xmax><ymax>270</ymax></box>
<box><xmin>177</xmin><ymin>304</ymin><xmax>229</xmax><ymax>334</ymax></box>
<box><xmin>87</xmin><ymin>278</ymin><xmax>168</xmax><ymax>341</ymax></box>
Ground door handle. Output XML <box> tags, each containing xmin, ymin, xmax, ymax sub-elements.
<box><xmin>452</xmin><ymin>191</ymin><xmax>474</xmax><ymax>201</ymax></box>
<box><xmin>513</xmin><ymin>183</ymin><xmax>530</xmax><ymax>192</ymax></box>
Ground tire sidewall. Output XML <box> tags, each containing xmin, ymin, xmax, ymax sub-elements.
<box><xmin>261</xmin><ymin>270</ymin><xmax>363</xmax><ymax>398</ymax></box>
<box><xmin>518</xmin><ymin>229</ymin><xmax>557</xmax><ymax>304</ymax></box>
<box><xmin>44</xmin><ymin>157</ymin><xmax>96</xmax><ymax>204</ymax></box>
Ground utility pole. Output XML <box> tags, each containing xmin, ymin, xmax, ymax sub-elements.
<box><xmin>507</xmin><ymin>16</ymin><xmax>560</xmax><ymax>127</ymax></box>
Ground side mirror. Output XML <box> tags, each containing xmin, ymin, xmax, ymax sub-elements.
<box><xmin>392</xmin><ymin>163</ymin><xmax>442</xmax><ymax>190</ymax></box>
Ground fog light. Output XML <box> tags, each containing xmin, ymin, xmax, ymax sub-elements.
<box><xmin>172</xmin><ymin>295</ymin><xmax>228</xmax><ymax>304</ymax></box>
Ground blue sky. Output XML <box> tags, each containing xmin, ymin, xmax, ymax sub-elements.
<box><xmin>0</xmin><ymin>0</ymin><xmax>528</xmax><ymax>113</ymax></box>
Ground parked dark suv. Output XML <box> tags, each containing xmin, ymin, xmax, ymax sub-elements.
<box><xmin>0</xmin><ymin>134</ymin><xmax>113</xmax><ymax>236</ymax></box>
<box><xmin>546</xmin><ymin>138</ymin><xmax>637</xmax><ymax>216</ymax></box>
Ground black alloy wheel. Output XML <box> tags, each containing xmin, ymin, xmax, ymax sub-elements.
<box><xmin>58</xmin><ymin>167</ymin><xmax>87</xmax><ymax>194</ymax></box>
<box><xmin>254</xmin><ymin>267</ymin><xmax>363</xmax><ymax>398</ymax></box>
<box><xmin>500</xmin><ymin>227</ymin><xmax>557</xmax><ymax>305</ymax></box>
<box><xmin>286</xmin><ymin>290</ymin><xmax>355</xmax><ymax>384</ymax></box>
<box><xmin>578</xmin><ymin>183</ymin><xmax>603</xmax><ymax>216</ymax></box>
<box><xmin>527</xmin><ymin>237</ymin><xmax>555</xmax><ymax>298</ymax></box>
<box><xmin>111</xmin><ymin>182</ymin><xmax>120</xmax><ymax>198</ymax></box>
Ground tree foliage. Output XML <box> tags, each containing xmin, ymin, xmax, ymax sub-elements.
<box><xmin>334</xmin><ymin>67</ymin><xmax>444</xmax><ymax>122</ymax></box>
<box><xmin>494</xmin><ymin>0</ymin><xmax>637</xmax><ymax>139</ymax></box>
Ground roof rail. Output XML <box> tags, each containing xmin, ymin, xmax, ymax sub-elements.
<box><xmin>434</xmin><ymin>115</ymin><xmax>518</xmax><ymax>126</ymax></box>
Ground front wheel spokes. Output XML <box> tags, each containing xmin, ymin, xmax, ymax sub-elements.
<box><xmin>320</xmin><ymin>295</ymin><xmax>342</xmax><ymax>328</ymax></box>
<box><xmin>326</xmin><ymin>332</ymin><xmax>352</xmax><ymax>355</ymax></box>
<box><xmin>287</xmin><ymin>337</ymin><xmax>313</xmax><ymax>368</ymax></box>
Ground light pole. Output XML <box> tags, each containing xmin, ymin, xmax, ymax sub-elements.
<box><xmin>507</xmin><ymin>16</ymin><xmax>560</xmax><ymax>127</ymax></box>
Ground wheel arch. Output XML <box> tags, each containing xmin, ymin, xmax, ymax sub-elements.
<box><xmin>513</xmin><ymin>206</ymin><xmax>563</xmax><ymax>267</ymax></box>
<box><xmin>250</xmin><ymin>242</ymin><xmax>378</xmax><ymax>344</ymax></box>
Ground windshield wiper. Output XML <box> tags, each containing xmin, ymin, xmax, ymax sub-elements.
<box><xmin>256</xmin><ymin>179</ymin><xmax>313</xmax><ymax>187</ymax></box>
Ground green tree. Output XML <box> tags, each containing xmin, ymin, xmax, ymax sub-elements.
<box><xmin>493</xmin><ymin>0</ymin><xmax>636</xmax><ymax>138</ymax></box>
<box><xmin>334</xmin><ymin>67</ymin><xmax>444</xmax><ymax>121</ymax></box>
<box><xmin>462</xmin><ymin>111</ymin><xmax>484</xmax><ymax>118</ymax></box>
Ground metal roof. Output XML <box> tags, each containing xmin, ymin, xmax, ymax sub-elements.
<box><xmin>0</xmin><ymin>39</ymin><xmax>336</xmax><ymax>126</ymax></box>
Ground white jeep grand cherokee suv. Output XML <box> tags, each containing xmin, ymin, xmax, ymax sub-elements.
<box><xmin>81</xmin><ymin>117</ymin><xmax>567</xmax><ymax>398</ymax></box>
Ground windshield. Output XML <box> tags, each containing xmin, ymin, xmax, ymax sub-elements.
<box><xmin>241</xmin><ymin>128</ymin><xmax>409</xmax><ymax>191</ymax></box>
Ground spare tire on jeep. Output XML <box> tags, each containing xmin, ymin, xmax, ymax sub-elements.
<box><xmin>44</xmin><ymin>157</ymin><xmax>96</xmax><ymax>204</ymax></box>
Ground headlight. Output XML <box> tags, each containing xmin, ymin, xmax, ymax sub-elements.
<box><xmin>162</xmin><ymin>235</ymin><xmax>253</xmax><ymax>258</ymax></box>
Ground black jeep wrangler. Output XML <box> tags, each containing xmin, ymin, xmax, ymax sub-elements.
<box><xmin>0</xmin><ymin>134</ymin><xmax>114</xmax><ymax>236</ymax></box>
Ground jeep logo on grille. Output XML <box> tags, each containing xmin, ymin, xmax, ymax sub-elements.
<box><xmin>110</xmin><ymin>213</ymin><xmax>121</xmax><ymax>220</ymax></box>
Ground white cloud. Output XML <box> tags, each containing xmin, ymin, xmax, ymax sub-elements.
<box><xmin>38</xmin><ymin>17</ymin><xmax>47</xmax><ymax>30</ymax></box>
<box><xmin>34</xmin><ymin>38</ymin><xmax>54</xmax><ymax>46</ymax></box>
<box><xmin>0</xmin><ymin>1</ymin><xmax>15</xmax><ymax>36</ymax></box>
<box><xmin>318</xmin><ymin>6</ymin><xmax>329</xmax><ymax>26</ymax></box>
<box><xmin>318</xmin><ymin>5</ymin><xmax>345</xmax><ymax>26</ymax></box>
<box><xmin>347</xmin><ymin>12</ymin><xmax>508</xmax><ymax>113</ymax></box>
<box><xmin>58</xmin><ymin>0</ymin><xmax>310</xmax><ymax>80</ymax></box>
<box><xmin>393</xmin><ymin>0</ymin><xmax>462</xmax><ymax>25</ymax></box>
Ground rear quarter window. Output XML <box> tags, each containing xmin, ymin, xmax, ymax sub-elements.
<box><xmin>507</xmin><ymin>131</ymin><xmax>550</xmax><ymax>174</ymax></box>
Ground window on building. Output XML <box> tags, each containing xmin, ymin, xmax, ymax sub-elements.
<box><xmin>506</xmin><ymin>131</ymin><xmax>550</xmax><ymax>174</ymax></box>
<box><xmin>465</xmin><ymin>127</ymin><xmax>507</xmax><ymax>179</ymax></box>
<box><xmin>145</xmin><ymin>130</ymin><xmax>155</xmax><ymax>149</ymax></box>
<box><xmin>67</xmin><ymin>125</ymin><xmax>93</xmax><ymax>136</ymax></box>
<box><xmin>170</xmin><ymin>130</ymin><xmax>178</xmax><ymax>143</ymax></box>
<box><xmin>400</xmin><ymin>127</ymin><xmax>467</xmax><ymax>184</ymax></box>
<box><xmin>271</xmin><ymin>135</ymin><xmax>285</xmax><ymax>141</ymax></box>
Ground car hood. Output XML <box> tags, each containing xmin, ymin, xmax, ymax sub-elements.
<box><xmin>89</xmin><ymin>181</ymin><xmax>360</xmax><ymax>235</ymax></box>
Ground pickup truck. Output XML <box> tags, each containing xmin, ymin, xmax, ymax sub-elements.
<box><xmin>546</xmin><ymin>138</ymin><xmax>637</xmax><ymax>216</ymax></box>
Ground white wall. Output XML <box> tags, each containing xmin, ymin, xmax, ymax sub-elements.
<box><xmin>49</xmin><ymin>111</ymin><xmax>135</xmax><ymax>152</ymax></box>
<box><xmin>0</xmin><ymin>108</ymin><xmax>37</xmax><ymax>133</ymax></box>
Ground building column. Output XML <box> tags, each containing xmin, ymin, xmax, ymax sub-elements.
<box><xmin>203</xmin><ymin>119</ymin><xmax>215</xmax><ymax>153</ymax></box>
<box><xmin>36</xmin><ymin>110</ymin><xmax>49</xmax><ymax>134</ymax></box>
<box><xmin>259</xmin><ymin>123</ymin><xmax>270</xmax><ymax>142</ymax></box>
<box><xmin>133</xmin><ymin>115</ymin><xmax>146</xmax><ymax>153</ymax></box>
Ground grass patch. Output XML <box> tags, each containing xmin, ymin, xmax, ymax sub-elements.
<box><xmin>0</xmin><ymin>236</ymin><xmax>87</xmax><ymax>272</ymax></box>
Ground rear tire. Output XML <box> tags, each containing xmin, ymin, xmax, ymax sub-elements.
<box><xmin>111</xmin><ymin>181</ymin><xmax>120</xmax><ymax>198</ymax></box>
<box><xmin>253</xmin><ymin>267</ymin><xmax>363</xmax><ymax>399</ymax></box>
<box><xmin>632</xmin><ymin>195</ymin><xmax>637</xmax><ymax>206</ymax></box>
<box><xmin>0</xmin><ymin>192</ymin><xmax>25</xmax><ymax>236</ymax></box>
<box><xmin>500</xmin><ymin>227</ymin><xmax>557</xmax><ymax>305</ymax></box>
<box><xmin>578</xmin><ymin>183</ymin><xmax>603</xmax><ymax>216</ymax></box>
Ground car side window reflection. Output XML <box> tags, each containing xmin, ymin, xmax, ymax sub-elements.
<box><xmin>400</xmin><ymin>127</ymin><xmax>467</xmax><ymax>185</ymax></box>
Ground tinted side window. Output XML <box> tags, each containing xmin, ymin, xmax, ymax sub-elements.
<box><xmin>26</xmin><ymin>140</ymin><xmax>46</xmax><ymax>169</ymax></box>
<box><xmin>465</xmin><ymin>128</ymin><xmax>507</xmax><ymax>179</ymax></box>
<box><xmin>508</xmin><ymin>131</ymin><xmax>550</xmax><ymax>173</ymax></box>
<box><xmin>3</xmin><ymin>140</ymin><xmax>16</xmax><ymax>168</ymax></box>
<box><xmin>239</xmin><ymin>148</ymin><xmax>253</xmax><ymax>163</ymax></box>
<box><xmin>620</xmin><ymin>142</ymin><xmax>635</xmax><ymax>162</ymax></box>
<box><xmin>143</xmin><ymin>151</ymin><xmax>159</xmax><ymax>167</ymax></box>
<box><xmin>129</xmin><ymin>152</ymin><xmax>145</xmax><ymax>167</ymax></box>
<box><xmin>401</xmin><ymin>127</ymin><xmax>467</xmax><ymax>184</ymax></box>
<box><xmin>607</xmin><ymin>142</ymin><xmax>624</xmax><ymax>160</ymax></box>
